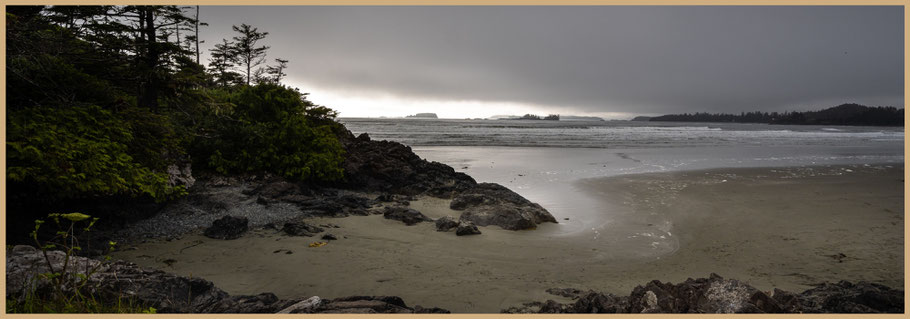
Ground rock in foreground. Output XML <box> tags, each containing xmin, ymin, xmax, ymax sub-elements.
<box><xmin>435</xmin><ymin>216</ymin><xmax>459</xmax><ymax>232</ymax></box>
<box><xmin>6</xmin><ymin>245</ymin><xmax>448</xmax><ymax>313</ymax></box>
<box><xmin>203</xmin><ymin>216</ymin><xmax>249</xmax><ymax>240</ymax></box>
<box><xmin>382</xmin><ymin>206</ymin><xmax>431</xmax><ymax>226</ymax></box>
<box><xmin>502</xmin><ymin>273</ymin><xmax>904</xmax><ymax>314</ymax></box>
<box><xmin>455</xmin><ymin>221</ymin><xmax>482</xmax><ymax>236</ymax></box>
<box><xmin>451</xmin><ymin>183</ymin><xmax>557</xmax><ymax>230</ymax></box>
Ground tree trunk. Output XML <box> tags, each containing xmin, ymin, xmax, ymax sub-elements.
<box><xmin>195</xmin><ymin>5</ymin><xmax>200</xmax><ymax>65</ymax></box>
<box><xmin>138</xmin><ymin>6</ymin><xmax>160</xmax><ymax>110</ymax></box>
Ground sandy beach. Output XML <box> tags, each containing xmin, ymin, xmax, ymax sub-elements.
<box><xmin>111</xmin><ymin>164</ymin><xmax>904</xmax><ymax>312</ymax></box>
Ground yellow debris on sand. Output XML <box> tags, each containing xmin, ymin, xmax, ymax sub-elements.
<box><xmin>309</xmin><ymin>242</ymin><xmax>327</xmax><ymax>248</ymax></box>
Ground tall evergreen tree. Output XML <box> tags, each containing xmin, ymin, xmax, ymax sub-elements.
<box><xmin>208</xmin><ymin>39</ymin><xmax>241</xmax><ymax>87</ymax></box>
<box><xmin>230</xmin><ymin>23</ymin><xmax>269</xmax><ymax>86</ymax></box>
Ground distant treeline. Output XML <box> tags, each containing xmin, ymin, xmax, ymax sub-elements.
<box><xmin>650</xmin><ymin>104</ymin><xmax>904</xmax><ymax>126</ymax></box>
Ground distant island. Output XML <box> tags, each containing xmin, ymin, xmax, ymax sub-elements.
<box><xmin>500</xmin><ymin>113</ymin><xmax>560</xmax><ymax>120</ymax></box>
<box><xmin>405</xmin><ymin>113</ymin><xmax>438</xmax><ymax>119</ymax></box>
<box><xmin>630</xmin><ymin>116</ymin><xmax>652</xmax><ymax>121</ymax></box>
<box><xmin>648</xmin><ymin>104</ymin><xmax>903</xmax><ymax>126</ymax></box>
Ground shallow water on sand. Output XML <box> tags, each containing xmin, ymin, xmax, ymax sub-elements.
<box><xmin>412</xmin><ymin>144</ymin><xmax>903</xmax><ymax>256</ymax></box>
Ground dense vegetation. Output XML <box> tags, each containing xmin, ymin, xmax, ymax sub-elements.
<box><xmin>6</xmin><ymin>6</ymin><xmax>345</xmax><ymax>221</ymax></box>
<box><xmin>649</xmin><ymin>104</ymin><xmax>904</xmax><ymax>126</ymax></box>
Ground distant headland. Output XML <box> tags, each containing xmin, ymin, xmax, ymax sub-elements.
<box><xmin>646</xmin><ymin>103</ymin><xmax>903</xmax><ymax>126</ymax></box>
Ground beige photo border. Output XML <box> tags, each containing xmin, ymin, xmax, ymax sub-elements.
<box><xmin>0</xmin><ymin>1</ymin><xmax>907</xmax><ymax>318</ymax></box>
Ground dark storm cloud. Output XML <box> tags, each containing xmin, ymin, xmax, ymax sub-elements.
<box><xmin>199</xmin><ymin>6</ymin><xmax>903</xmax><ymax>114</ymax></box>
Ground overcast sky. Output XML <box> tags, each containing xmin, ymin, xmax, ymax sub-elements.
<box><xmin>197</xmin><ymin>6</ymin><xmax>903</xmax><ymax>119</ymax></box>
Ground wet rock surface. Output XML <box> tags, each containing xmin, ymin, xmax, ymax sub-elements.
<box><xmin>452</xmin><ymin>183</ymin><xmax>557</xmax><ymax>230</ymax></box>
<box><xmin>203</xmin><ymin>216</ymin><xmax>249</xmax><ymax>240</ymax></box>
<box><xmin>6</xmin><ymin>245</ymin><xmax>448</xmax><ymax>313</ymax></box>
<box><xmin>382</xmin><ymin>206</ymin><xmax>432</xmax><ymax>226</ymax></box>
<box><xmin>501</xmin><ymin>273</ymin><xmax>904</xmax><ymax>314</ymax></box>
<box><xmin>455</xmin><ymin>221</ymin><xmax>482</xmax><ymax>236</ymax></box>
<box><xmin>434</xmin><ymin>216</ymin><xmax>459</xmax><ymax>232</ymax></box>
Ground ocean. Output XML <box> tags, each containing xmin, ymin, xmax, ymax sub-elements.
<box><xmin>341</xmin><ymin>117</ymin><xmax>904</xmax><ymax>237</ymax></box>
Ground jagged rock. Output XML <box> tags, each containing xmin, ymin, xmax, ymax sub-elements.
<box><xmin>374</xmin><ymin>194</ymin><xmax>411</xmax><ymax>205</ymax></box>
<box><xmin>572</xmin><ymin>292</ymin><xmax>630</xmax><ymax>313</ymax></box>
<box><xmin>500</xmin><ymin>274</ymin><xmax>903</xmax><ymax>314</ymax></box>
<box><xmin>297</xmin><ymin>199</ymin><xmax>344</xmax><ymax>216</ymax></box>
<box><xmin>277</xmin><ymin>296</ymin><xmax>322</xmax><ymax>314</ymax></box>
<box><xmin>455</xmin><ymin>221</ymin><xmax>482</xmax><ymax>236</ymax></box>
<box><xmin>338</xmin><ymin>130</ymin><xmax>476</xmax><ymax>197</ymax></box>
<box><xmin>452</xmin><ymin>183</ymin><xmax>557</xmax><ymax>230</ymax></box>
<box><xmin>301</xmin><ymin>296</ymin><xmax>412</xmax><ymax>314</ymax></box>
<box><xmin>771</xmin><ymin>288</ymin><xmax>802</xmax><ymax>313</ymax></box>
<box><xmin>382</xmin><ymin>206</ymin><xmax>431</xmax><ymax>226</ymax></box>
<box><xmin>203</xmin><ymin>216</ymin><xmax>249</xmax><ymax>240</ymax></box>
<box><xmin>435</xmin><ymin>216</ymin><xmax>459</xmax><ymax>232</ymax></box>
<box><xmin>6</xmin><ymin>245</ymin><xmax>448</xmax><ymax>313</ymax></box>
<box><xmin>413</xmin><ymin>305</ymin><xmax>452</xmax><ymax>313</ymax></box>
<box><xmin>282</xmin><ymin>222</ymin><xmax>324</xmax><ymax>237</ymax></box>
<box><xmin>336</xmin><ymin>195</ymin><xmax>373</xmax><ymax>209</ymax></box>
<box><xmin>798</xmin><ymin>281</ymin><xmax>903</xmax><ymax>313</ymax></box>
<box><xmin>627</xmin><ymin>273</ymin><xmax>783</xmax><ymax>313</ymax></box>
<box><xmin>166</xmin><ymin>163</ymin><xmax>195</xmax><ymax>189</ymax></box>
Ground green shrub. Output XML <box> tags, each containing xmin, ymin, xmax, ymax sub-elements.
<box><xmin>7</xmin><ymin>105</ymin><xmax>183</xmax><ymax>201</ymax></box>
<box><xmin>192</xmin><ymin>83</ymin><xmax>345</xmax><ymax>181</ymax></box>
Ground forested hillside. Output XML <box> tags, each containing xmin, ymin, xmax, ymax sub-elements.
<box><xmin>649</xmin><ymin>103</ymin><xmax>903</xmax><ymax>126</ymax></box>
<box><xmin>6</xmin><ymin>6</ymin><xmax>344</xmax><ymax>223</ymax></box>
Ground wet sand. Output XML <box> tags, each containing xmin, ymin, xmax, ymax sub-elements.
<box><xmin>112</xmin><ymin>164</ymin><xmax>904</xmax><ymax>312</ymax></box>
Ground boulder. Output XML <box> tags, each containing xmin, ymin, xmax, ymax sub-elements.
<box><xmin>338</xmin><ymin>130</ymin><xmax>476</xmax><ymax>197</ymax></box>
<box><xmin>798</xmin><ymin>280</ymin><xmax>904</xmax><ymax>313</ymax></box>
<box><xmin>321</xmin><ymin>234</ymin><xmax>338</xmax><ymax>240</ymax></box>
<box><xmin>203</xmin><ymin>216</ymin><xmax>249</xmax><ymax>240</ymax></box>
<box><xmin>500</xmin><ymin>274</ymin><xmax>903</xmax><ymax>314</ymax></box>
<box><xmin>455</xmin><ymin>221</ymin><xmax>482</xmax><ymax>236</ymax></box>
<box><xmin>382</xmin><ymin>206</ymin><xmax>431</xmax><ymax>226</ymax></box>
<box><xmin>435</xmin><ymin>216</ymin><xmax>459</xmax><ymax>232</ymax></box>
<box><xmin>282</xmin><ymin>222</ymin><xmax>324</xmax><ymax>237</ymax></box>
<box><xmin>452</xmin><ymin>183</ymin><xmax>557</xmax><ymax>230</ymax></box>
<box><xmin>627</xmin><ymin>273</ymin><xmax>784</xmax><ymax>313</ymax></box>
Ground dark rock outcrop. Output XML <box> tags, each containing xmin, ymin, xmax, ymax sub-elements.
<box><xmin>282</xmin><ymin>221</ymin><xmax>324</xmax><ymax>237</ymax></box>
<box><xmin>627</xmin><ymin>273</ymin><xmax>783</xmax><ymax>313</ymax></box>
<box><xmin>502</xmin><ymin>274</ymin><xmax>903</xmax><ymax>314</ymax></box>
<box><xmin>203</xmin><ymin>216</ymin><xmax>249</xmax><ymax>240</ymax></box>
<box><xmin>798</xmin><ymin>280</ymin><xmax>904</xmax><ymax>313</ymax></box>
<box><xmin>451</xmin><ymin>183</ymin><xmax>557</xmax><ymax>230</ymax></box>
<box><xmin>6</xmin><ymin>245</ymin><xmax>448</xmax><ymax>313</ymax></box>
<box><xmin>435</xmin><ymin>216</ymin><xmax>459</xmax><ymax>232</ymax></box>
<box><xmin>382</xmin><ymin>206</ymin><xmax>431</xmax><ymax>226</ymax></box>
<box><xmin>455</xmin><ymin>221</ymin><xmax>482</xmax><ymax>236</ymax></box>
<box><xmin>338</xmin><ymin>131</ymin><xmax>476</xmax><ymax>197</ymax></box>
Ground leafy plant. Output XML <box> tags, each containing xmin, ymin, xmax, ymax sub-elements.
<box><xmin>7</xmin><ymin>105</ymin><xmax>184</xmax><ymax>201</ymax></box>
<box><xmin>6</xmin><ymin>213</ymin><xmax>155</xmax><ymax>313</ymax></box>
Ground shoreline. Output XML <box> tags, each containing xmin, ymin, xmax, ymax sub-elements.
<box><xmin>109</xmin><ymin>163</ymin><xmax>904</xmax><ymax>312</ymax></box>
